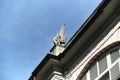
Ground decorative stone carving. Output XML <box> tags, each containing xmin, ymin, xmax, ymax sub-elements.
<box><xmin>53</xmin><ymin>24</ymin><xmax>66</xmax><ymax>47</ymax></box>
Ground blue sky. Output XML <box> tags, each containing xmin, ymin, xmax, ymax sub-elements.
<box><xmin>0</xmin><ymin>0</ymin><xmax>101</xmax><ymax>80</ymax></box>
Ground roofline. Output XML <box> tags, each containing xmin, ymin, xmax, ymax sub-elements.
<box><xmin>58</xmin><ymin>0</ymin><xmax>111</xmax><ymax>59</ymax></box>
<box><xmin>29</xmin><ymin>0</ymin><xmax>111</xmax><ymax>79</ymax></box>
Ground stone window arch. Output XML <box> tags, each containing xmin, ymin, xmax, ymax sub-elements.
<box><xmin>77</xmin><ymin>41</ymin><xmax>120</xmax><ymax>80</ymax></box>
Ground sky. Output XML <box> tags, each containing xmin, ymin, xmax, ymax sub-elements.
<box><xmin>0</xmin><ymin>0</ymin><xmax>101</xmax><ymax>80</ymax></box>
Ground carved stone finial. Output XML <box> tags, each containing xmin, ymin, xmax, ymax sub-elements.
<box><xmin>59</xmin><ymin>24</ymin><xmax>65</xmax><ymax>35</ymax></box>
<box><xmin>53</xmin><ymin>24</ymin><xmax>66</xmax><ymax>47</ymax></box>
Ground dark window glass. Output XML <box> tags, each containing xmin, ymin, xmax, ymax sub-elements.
<box><xmin>99</xmin><ymin>72</ymin><xmax>109</xmax><ymax>80</ymax></box>
<box><xmin>90</xmin><ymin>63</ymin><xmax>98</xmax><ymax>80</ymax></box>
<box><xmin>110</xmin><ymin>50</ymin><xmax>119</xmax><ymax>63</ymax></box>
<box><xmin>117</xmin><ymin>77</ymin><xmax>120</xmax><ymax>80</ymax></box>
<box><xmin>111</xmin><ymin>63</ymin><xmax>120</xmax><ymax>80</ymax></box>
<box><xmin>98</xmin><ymin>56</ymin><xmax>108</xmax><ymax>74</ymax></box>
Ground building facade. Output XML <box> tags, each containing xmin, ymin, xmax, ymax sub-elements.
<box><xmin>29</xmin><ymin>0</ymin><xmax>120</xmax><ymax>80</ymax></box>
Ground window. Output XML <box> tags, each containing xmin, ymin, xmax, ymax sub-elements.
<box><xmin>98</xmin><ymin>55</ymin><xmax>108</xmax><ymax>74</ymax></box>
<box><xmin>117</xmin><ymin>77</ymin><xmax>120</xmax><ymax>80</ymax></box>
<box><xmin>80</xmin><ymin>46</ymin><xmax>120</xmax><ymax>80</ymax></box>
<box><xmin>110</xmin><ymin>49</ymin><xmax>119</xmax><ymax>63</ymax></box>
<box><xmin>99</xmin><ymin>72</ymin><xmax>110</xmax><ymax>80</ymax></box>
<box><xmin>90</xmin><ymin>63</ymin><xmax>98</xmax><ymax>80</ymax></box>
<box><xmin>110</xmin><ymin>63</ymin><xmax>120</xmax><ymax>80</ymax></box>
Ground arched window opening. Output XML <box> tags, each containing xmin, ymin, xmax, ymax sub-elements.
<box><xmin>81</xmin><ymin>45</ymin><xmax>120</xmax><ymax>80</ymax></box>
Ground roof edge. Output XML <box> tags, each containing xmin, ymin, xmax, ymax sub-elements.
<box><xmin>58</xmin><ymin>0</ymin><xmax>111</xmax><ymax>59</ymax></box>
<box><xmin>29</xmin><ymin>0</ymin><xmax>111</xmax><ymax>79</ymax></box>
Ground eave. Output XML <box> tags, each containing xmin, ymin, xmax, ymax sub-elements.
<box><xmin>28</xmin><ymin>0</ymin><xmax>120</xmax><ymax>79</ymax></box>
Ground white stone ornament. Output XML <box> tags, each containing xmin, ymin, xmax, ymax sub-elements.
<box><xmin>53</xmin><ymin>24</ymin><xmax>66</xmax><ymax>47</ymax></box>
